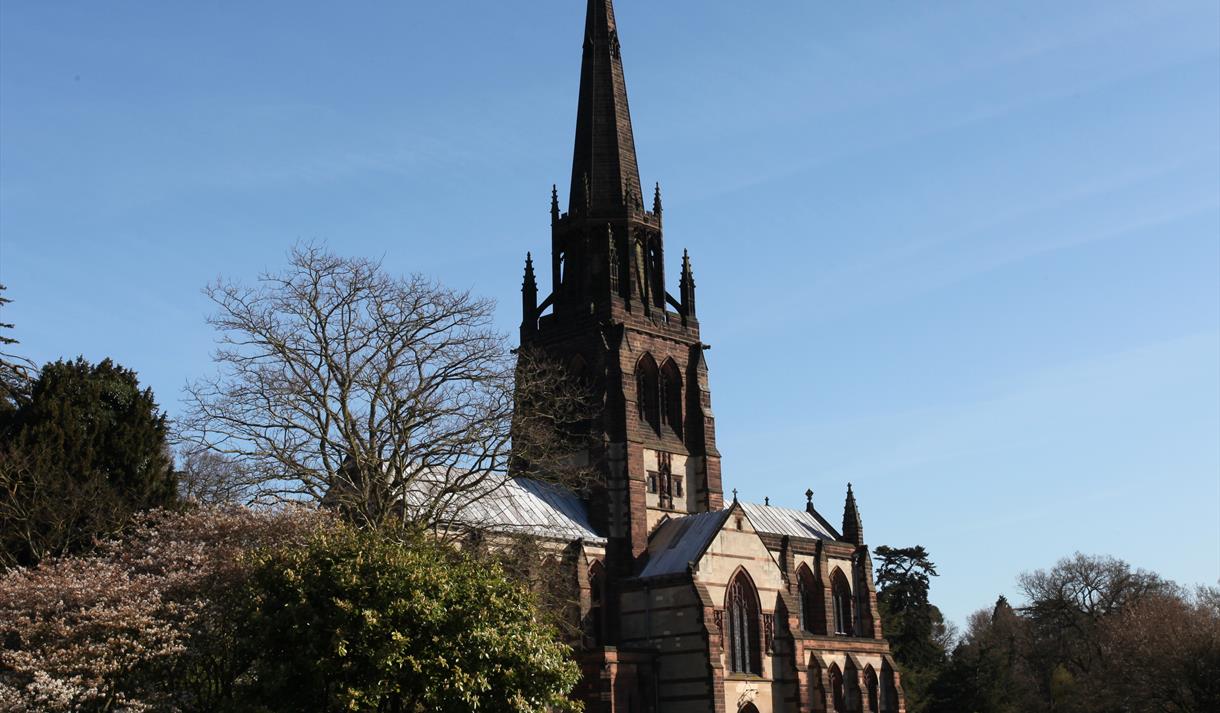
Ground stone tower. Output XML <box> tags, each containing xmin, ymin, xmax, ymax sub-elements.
<box><xmin>518</xmin><ymin>0</ymin><xmax>723</xmax><ymax>580</ymax></box>
<box><xmin>510</xmin><ymin>4</ymin><xmax>909</xmax><ymax>711</ymax></box>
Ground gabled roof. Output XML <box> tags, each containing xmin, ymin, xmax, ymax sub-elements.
<box><xmin>639</xmin><ymin>509</ymin><xmax>732</xmax><ymax>578</ymax></box>
<box><xmin>460</xmin><ymin>476</ymin><xmax>606</xmax><ymax>544</ymax></box>
<box><xmin>739</xmin><ymin>502</ymin><xmax>839</xmax><ymax>541</ymax></box>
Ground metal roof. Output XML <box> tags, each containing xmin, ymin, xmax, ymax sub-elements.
<box><xmin>458</xmin><ymin>476</ymin><xmax>606</xmax><ymax>544</ymax></box>
<box><xmin>739</xmin><ymin>502</ymin><xmax>839</xmax><ymax>541</ymax></box>
<box><xmin>639</xmin><ymin>509</ymin><xmax>731</xmax><ymax>578</ymax></box>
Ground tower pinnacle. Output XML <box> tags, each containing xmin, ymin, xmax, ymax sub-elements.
<box><xmin>842</xmin><ymin>483</ymin><xmax>864</xmax><ymax>546</ymax></box>
<box><xmin>521</xmin><ymin>253</ymin><xmax>538</xmax><ymax>335</ymax></box>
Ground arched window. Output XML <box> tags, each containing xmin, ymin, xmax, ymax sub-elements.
<box><xmin>587</xmin><ymin>562</ymin><xmax>605</xmax><ymax>648</ymax></box>
<box><xmin>865</xmin><ymin>666</ymin><xmax>879</xmax><ymax>713</ymax></box>
<box><xmin>831</xmin><ymin>569</ymin><xmax>853</xmax><ymax>636</ymax></box>
<box><xmin>829</xmin><ymin>664</ymin><xmax>845</xmax><ymax>712</ymax></box>
<box><xmin>659</xmin><ymin>358</ymin><xmax>682</xmax><ymax>437</ymax></box>
<box><xmin>797</xmin><ymin>564</ymin><xmax>826</xmax><ymax>635</ymax></box>
<box><xmin>635</xmin><ymin>354</ymin><xmax>659</xmax><ymax>432</ymax></box>
<box><xmin>726</xmin><ymin>570</ymin><xmax>761</xmax><ymax>675</ymax></box>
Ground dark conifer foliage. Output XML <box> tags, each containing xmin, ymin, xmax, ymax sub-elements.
<box><xmin>0</xmin><ymin>285</ymin><xmax>35</xmax><ymax>423</ymax></box>
<box><xmin>0</xmin><ymin>357</ymin><xmax>177</xmax><ymax>566</ymax></box>
<box><xmin>873</xmin><ymin>545</ymin><xmax>950</xmax><ymax>713</ymax></box>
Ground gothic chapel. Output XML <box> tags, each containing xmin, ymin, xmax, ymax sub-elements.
<box><xmin>510</xmin><ymin>2</ymin><xmax>908</xmax><ymax>711</ymax></box>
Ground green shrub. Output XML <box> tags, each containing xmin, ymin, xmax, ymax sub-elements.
<box><xmin>236</xmin><ymin>526</ymin><xmax>582</xmax><ymax>713</ymax></box>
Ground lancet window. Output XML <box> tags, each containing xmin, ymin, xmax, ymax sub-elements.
<box><xmin>726</xmin><ymin>571</ymin><xmax>761</xmax><ymax>675</ymax></box>
<box><xmin>831</xmin><ymin>568</ymin><xmax>853</xmax><ymax>636</ymax></box>
<box><xmin>659</xmin><ymin>358</ymin><xmax>682</xmax><ymax>437</ymax></box>
<box><xmin>635</xmin><ymin>354</ymin><xmax>660</xmax><ymax>431</ymax></box>
<box><xmin>797</xmin><ymin>564</ymin><xmax>826</xmax><ymax>634</ymax></box>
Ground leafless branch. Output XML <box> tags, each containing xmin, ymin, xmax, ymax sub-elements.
<box><xmin>181</xmin><ymin>244</ymin><xmax>598</xmax><ymax>532</ymax></box>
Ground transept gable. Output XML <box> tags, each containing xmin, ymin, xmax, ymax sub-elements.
<box><xmin>638</xmin><ymin>501</ymin><xmax>791</xmax><ymax>599</ymax></box>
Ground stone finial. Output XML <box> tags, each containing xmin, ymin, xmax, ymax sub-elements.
<box><xmin>653</xmin><ymin>182</ymin><xmax>663</xmax><ymax>215</ymax></box>
<box><xmin>523</xmin><ymin>252</ymin><xmax>536</xmax><ymax>289</ymax></box>
<box><xmin>551</xmin><ymin>184</ymin><xmax>560</xmax><ymax>223</ymax></box>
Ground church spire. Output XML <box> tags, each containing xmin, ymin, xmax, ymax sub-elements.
<box><xmin>842</xmin><ymin>483</ymin><xmax>864</xmax><ymax>546</ymax></box>
<box><xmin>569</xmin><ymin>0</ymin><xmax>643</xmax><ymax>215</ymax></box>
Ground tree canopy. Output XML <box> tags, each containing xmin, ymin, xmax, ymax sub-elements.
<box><xmin>881</xmin><ymin>551</ymin><xmax>1220</xmax><ymax>713</ymax></box>
<box><xmin>235</xmin><ymin>524</ymin><xmax>582</xmax><ymax>712</ymax></box>
<box><xmin>0</xmin><ymin>357</ymin><xmax>176</xmax><ymax>566</ymax></box>
<box><xmin>182</xmin><ymin>244</ymin><xmax>597</xmax><ymax>530</ymax></box>
<box><xmin>873</xmin><ymin>545</ymin><xmax>950</xmax><ymax>712</ymax></box>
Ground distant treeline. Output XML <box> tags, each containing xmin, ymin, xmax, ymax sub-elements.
<box><xmin>873</xmin><ymin>545</ymin><xmax>1218</xmax><ymax>713</ymax></box>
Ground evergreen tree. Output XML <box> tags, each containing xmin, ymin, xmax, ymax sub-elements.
<box><xmin>874</xmin><ymin>545</ymin><xmax>949</xmax><ymax>712</ymax></box>
<box><xmin>928</xmin><ymin>596</ymin><xmax>1038</xmax><ymax>713</ymax></box>
<box><xmin>0</xmin><ymin>284</ymin><xmax>34</xmax><ymax>427</ymax></box>
<box><xmin>0</xmin><ymin>357</ymin><xmax>176</xmax><ymax>566</ymax></box>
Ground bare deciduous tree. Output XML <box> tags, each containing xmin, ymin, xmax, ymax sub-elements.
<box><xmin>1099</xmin><ymin>585</ymin><xmax>1220</xmax><ymax>713</ymax></box>
<box><xmin>176</xmin><ymin>448</ymin><xmax>261</xmax><ymax>506</ymax></box>
<box><xmin>182</xmin><ymin>245</ymin><xmax>597</xmax><ymax>531</ymax></box>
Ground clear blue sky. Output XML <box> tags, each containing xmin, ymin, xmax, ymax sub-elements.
<box><xmin>2</xmin><ymin>0</ymin><xmax>1217</xmax><ymax>626</ymax></box>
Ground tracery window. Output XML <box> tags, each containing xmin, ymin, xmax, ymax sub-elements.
<box><xmin>726</xmin><ymin>571</ymin><xmax>761</xmax><ymax>675</ymax></box>
<box><xmin>831</xmin><ymin>568</ymin><xmax>853</xmax><ymax>636</ymax></box>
